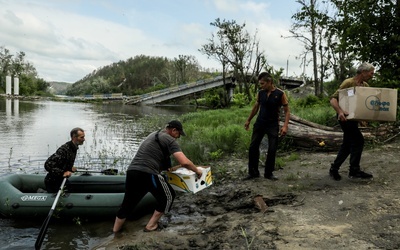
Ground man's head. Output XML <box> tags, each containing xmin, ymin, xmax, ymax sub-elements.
<box><xmin>356</xmin><ymin>62</ymin><xmax>375</xmax><ymax>81</ymax></box>
<box><xmin>166</xmin><ymin>120</ymin><xmax>186</xmax><ymax>138</ymax></box>
<box><xmin>70</xmin><ymin>127</ymin><xmax>85</xmax><ymax>146</ymax></box>
<box><xmin>258</xmin><ymin>72</ymin><xmax>273</xmax><ymax>90</ymax></box>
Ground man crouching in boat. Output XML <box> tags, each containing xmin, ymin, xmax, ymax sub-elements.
<box><xmin>44</xmin><ymin>127</ymin><xmax>85</xmax><ymax>193</ymax></box>
<box><xmin>113</xmin><ymin>120</ymin><xmax>202</xmax><ymax>233</ymax></box>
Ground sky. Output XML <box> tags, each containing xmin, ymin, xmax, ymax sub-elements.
<box><xmin>0</xmin><ymin>0</ymin><xmax>306</xmax><ymax>83</ymax></box>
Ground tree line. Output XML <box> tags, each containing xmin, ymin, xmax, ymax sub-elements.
<box><xmin>290</xmin><ymin>0</ymin><xmax>399</xmax><ymax>95</ymax></box>
<box><xmin>0</xmin><ymin>46</ymin><xmax>49</xmax><ymax>96</ymax></box>
<box><xmin>65</xmin><ymin>54</ymin><xmax>216</xmax><ymax>97</ymax></box>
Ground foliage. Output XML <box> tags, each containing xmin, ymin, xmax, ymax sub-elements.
<box><xmin>200</xmin><ymin>18</ymin><xmax>267</xmax><ymax>102</ymax></box>
<box><xmin>0</xmin><ymin>46</ymin><xmax>48</xmax><ymax>96</ymax></box>
<box><xmin>177</xmin><ymin>108</ymin><xmax>252</xmax><ymax>164</ymax></box>
<box><xmin>324</xmin><ymin>79</ymin><xmax>341</xmax><ymax>96</ymax></box>
<box><xmin>291</xmin><ymin>96</ymin><xmax>336</xmax><ymax>126</ymax></box>
<box><xmin>202</xmin><ymin>88</ymin><xmax>230</xmax><ymax>108</ymax></box>
<box><xmin>293</xmin><ymin>94</ymin><xmax>326</xmax><ymax>108</ymax></box>
<box><xmin>66</xmin><ymin>54</ymin><xmax>207</xmax><ymax>96</ymax></box>
<box><xmin>331</xmin><ymin>0</ymin><xmax>400</xmax><ymax>82</ymax></box>
<box><xmin>174</xmin><ymin>99</ymin><xmax>338</xmax><ymax>164</ymax></box>
<box><xmin>290</xmin><ymin>0</ymin><xmax>400</xmax><ymax>91</ymax></box>
<box><xmin>174</xmin><ymin>55</ymin><xmax>201</xmax><ymax>83</ymax></box>
<box><xmin>290</xmin><ymin>0</ymin><xmax>331</xmax><ymax>96</ymax></box>
<box><xmin>231</xmin><ymin>92</ymin><xmax>248</xmax><ymax>108</ymax></box>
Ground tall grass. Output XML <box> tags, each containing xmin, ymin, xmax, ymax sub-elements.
<box><xmin>178</xmin><ymin>108</ymin><xmax>252</xmax><ymax>164</ymax></box>
<box><xmin>289</xmin><ymin>94</ymin><xmax>337</xmax><ymax>126</ymax></box>
<box><xmin>176</xmin><ymin>96</ymin><xmax>339</xmax><ymax>164</ymax></box>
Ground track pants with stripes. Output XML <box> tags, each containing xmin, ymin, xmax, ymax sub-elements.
<box><xmin>116</xmin><ymin>169</ymin><xmax>176</xmax><ymax>219</ymax></box>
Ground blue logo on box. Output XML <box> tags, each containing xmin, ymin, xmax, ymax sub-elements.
<box><xmin>365</xmin><ymin>95</ymin><xmax>390</xmax><ymax>111</ymax></box>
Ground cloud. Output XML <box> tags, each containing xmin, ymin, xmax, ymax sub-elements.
<box><xmin>0</xmin><ymin>0</ymin><xmax>306</xmax><ymax>82</ymax></box>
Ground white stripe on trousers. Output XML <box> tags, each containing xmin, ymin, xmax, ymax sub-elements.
<box><xmin>156</xmin><ymin>174</ymin><xmax>173</xmax><ymax>212</ymax></box>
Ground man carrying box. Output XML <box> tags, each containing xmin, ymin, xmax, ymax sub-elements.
<box><xmin>329</xmin><ymin>62</ymin><xmax>375</xmax><ymax>181</ymax></box>
<box><xmin>113</xmin><ymin>120</ymin><xmax>202</xmax><ymax>233</ymax></box>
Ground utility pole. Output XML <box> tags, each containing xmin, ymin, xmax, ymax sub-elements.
<box><xmin>286</xmin><ymin>55</ymin><xmax>290</xmax><ymax>77</ymax></box>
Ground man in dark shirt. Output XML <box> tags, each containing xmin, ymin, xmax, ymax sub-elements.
<box><xmin>44</xmin><ymin>127</ymin><xmax>85</xmax><ymax>192</ymax></box>
<box><xmin>243</xmin><ymin>72</ymin><xmax>290</xmax><ymax>180</ymax></box>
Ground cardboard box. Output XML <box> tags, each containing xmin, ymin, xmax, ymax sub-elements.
<box><xmin>339</xmin><ymin>87</ymin><xmax>398</xmax><ymax>121</ymax></box>
<box><xmin>163</xmin><ymin>166</ymin><xmax>212</xmax><ymax>194</ymax></box>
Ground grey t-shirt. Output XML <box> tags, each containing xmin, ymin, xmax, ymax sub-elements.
<box><xmin>127</xmin><ymin>129</ymin><xmax>182</xmax><ymax>174</ymax></box>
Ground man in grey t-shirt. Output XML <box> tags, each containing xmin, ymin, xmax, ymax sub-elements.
<box><xmin>113</xmin><ymin>120</ymin><xmax>202</xmax><ymax>233</ymax></box>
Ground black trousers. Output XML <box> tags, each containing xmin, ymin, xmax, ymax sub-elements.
<box><xmin>116</xmin><ymin>170</ymin><xmax>176</xmax><ymax>219</ymax></box>
<box><xmin>247</xmin><ymin>123</ymin><xmax>279</xmax><ymax>177</ymax></box>
<box><xmin>331</xmin><ymin>120</ymin><xmax>364</xmax><ymax>172</ymax></box>
<box><xmin>44</xmin><ymin>174</ymin><xmax>71</xmax><ymax>193</ymax></box>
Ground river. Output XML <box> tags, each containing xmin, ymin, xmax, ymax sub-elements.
<box><xmin>0</xmin><ymin>97</ymin><xmax>195</xmax><ymax>250</ymax></box>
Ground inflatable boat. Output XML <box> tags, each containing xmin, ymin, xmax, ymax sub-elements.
<box><xmin>0</xmin><ymin>173</ymin><xmax>156</xmax><ymax>219</ymax></box>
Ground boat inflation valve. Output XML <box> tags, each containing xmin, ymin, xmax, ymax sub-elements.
<box><xmin>66</xmin><ymin>203</ymin><xmax>74</xmax><ymax>209</ymax></box>
<box><xmin>85</xmin><ymin>195</ymin><xmax>93</xmax><ymax>200</ymax></box>
<box><xmin>12</xmin><ymin>203</ymin><xmax>20</xmax><ymax>209</ymax></box>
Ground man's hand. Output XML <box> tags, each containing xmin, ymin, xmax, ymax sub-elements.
<box><xmin>280</xmin><ymin>125</ymin><xmax>288</xmax><ymax>137</ymax></box>
<box><xmin>338</xmin><ymin>111</ymin><xmax>348</xmax><ymax>122</ymax></box>
<box><xmin>244</xmin><ymin>120</ymin><xmax>250</xmax><ymax>131</ymax></box>
<box><xmin>196</xmin><ymin>169</ymin><xmax>203</xmax><ymax>179</ymax></box>
<box><xmin>63</xmin><ymin>171</ymin><xmax>73</xmax><ymax>178</ymax></box>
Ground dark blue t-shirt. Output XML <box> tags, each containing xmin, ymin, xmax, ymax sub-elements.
<box><xmin>255</xmin><ymin>88</ymin><xmax>286</xmax><ymax>126</ymax></box>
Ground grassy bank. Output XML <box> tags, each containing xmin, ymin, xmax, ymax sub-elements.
<box><xmin>174</xmin><ymin>101</ymin><xmax>334</xmax><ymax>165</ymax></box>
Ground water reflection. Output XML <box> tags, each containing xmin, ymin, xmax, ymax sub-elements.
<box><xmin>0</xmin><ymin>98</ymin><xmax>194</xmax><ymax>249</ymax></box>
<box><xmin>0</xmin><ymin>98</ymin><xmax>194</xmax><ymax>174</ymax></box>
<box><xmin>0</xmin><ymin>99</ymin><xmax>194</xmax><ymax>173</ymax></box>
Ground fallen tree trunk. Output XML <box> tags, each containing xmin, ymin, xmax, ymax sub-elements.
<box><xmin>281</xmin><ymin>114</ymin><xmax>399</xmax><ymax>152</ymax></box>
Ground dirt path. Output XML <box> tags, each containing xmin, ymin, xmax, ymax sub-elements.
<box><xmin>95</xmin><ymin>138</ymin><xmax>400</xmax><ymax>250</ymax></box>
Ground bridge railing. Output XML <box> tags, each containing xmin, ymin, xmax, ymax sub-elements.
<box><xmin>125</xmin><ymin>75</ymin><xmax>226</xmax><ymax>104</ymax></box>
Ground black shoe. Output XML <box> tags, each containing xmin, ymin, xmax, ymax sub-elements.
<box><xmin>348</xmin><ymin>170</ymin><xmax>373</xmax><ymax>179</ymax></box>
<box><xmin>264</xmin><ymin>174</ymin><xmax>278</xmax><ymax>180</ymax></box>
<box><xmin>242</xmin><ymin>175</ymin><xmax>259</xmax><ymax>181</ymax></box>
<box><xmin>329</xmin><ymin>169</ymin><xmax>342</xmax><ymax>181</ymax></box>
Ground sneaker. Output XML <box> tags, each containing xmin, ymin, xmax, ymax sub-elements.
<box><xmin>242</xmin><ymin>175</ymin><xmax>259</xmax><ymax>181</ymax></box>
<box><xmin>329</xmin><ymin>169</ymin><xmax>342</xmax><ymax>181</ymax></box>
<box><xmin>264</xmin><ymin>174</ymin><xmax>278</xmax><ymax>180</ymax></box>
<box><xmin>348</xmin><ymin>170</ymin><xmax>373</xmax><ymax>179</ymax></box>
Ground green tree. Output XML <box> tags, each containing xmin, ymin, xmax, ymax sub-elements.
<box><xmin>173</xmin><ymin>55</ymin><xmax>201</xmax><ymax>84</ymax></box>
<box><xmin>0</xmin><ymin>46</ymin><xmax>46</xmax><ymax>95</ymax></box>
<box><xmin>290</xmin><ymin>0</ymin><xmax>332</xmax><ymax>96</ymax></box>
<box><xmin>331</xmin><ymin>0</ymin><xmax>400</xmax><ymax>86</ymax></box>
<box><xmin>200</xmin><ymin>18</ymin><xmax>266</xmax><ymax>102</ymax></box>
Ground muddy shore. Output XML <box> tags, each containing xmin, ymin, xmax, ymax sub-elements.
<box><xmin>94</xmin><ymin>137</ymin><xmax>400</xmax><ymax>250</ymax></box>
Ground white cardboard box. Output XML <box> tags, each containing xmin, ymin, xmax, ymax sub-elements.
<box><xmin>164</xmin><ymin>166</ymin><xmax>212</xmax><ymax>194</ymax></box>
<box><xmin>339</xmin><ymin>87</ymin><xmax>398</xmax><ymax>121</ymax></box>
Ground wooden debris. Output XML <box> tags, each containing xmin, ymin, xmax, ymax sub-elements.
<box><xmin>281</xmin><ymin>114</ymin><xmax>399</xmax><ymax>151</ymax></box>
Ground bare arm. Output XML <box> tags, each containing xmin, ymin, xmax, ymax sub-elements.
<box><xmin>244</xmin><ymin>97</ymin><xmax>260</xmax><ymax>131</ymax></box>
<box><xmin>280</xmin><ymin>104</ymin><xmax>290</xmax><ymax>136</ymax></box>
<box><xmin>171</xmin><ymin>151</ymin><xmax>202</xmax><ymax>177</ymax></box>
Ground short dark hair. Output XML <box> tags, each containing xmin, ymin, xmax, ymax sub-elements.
<box><xmin>258</xmin><ymin>72</ymin><xmax>272</xmax><ymax>82</ymax></box>
<box><xmin>70</xmin><ymin>127</ymin><xmax>84</xmax><ymax>138</ymax></box>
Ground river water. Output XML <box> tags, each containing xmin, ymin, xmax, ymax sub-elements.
<box><xmin>0</xmin><ymin>97</ymin><xmax>195</xmax><ymax>249</ymax></box>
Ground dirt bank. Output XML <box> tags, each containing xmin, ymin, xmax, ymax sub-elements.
<box><xmin>95</xmin><ymin>137</ymin><xmax>400</xmax><ymax>250</ymax></box>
